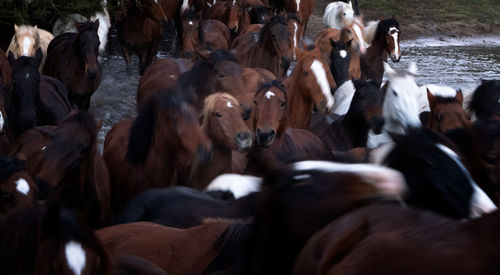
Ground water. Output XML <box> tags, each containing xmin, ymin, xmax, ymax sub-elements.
<box><xmin>90</xmin><ymin>36</ymin><xmax>500</xmax><ymax>153</ymax></box>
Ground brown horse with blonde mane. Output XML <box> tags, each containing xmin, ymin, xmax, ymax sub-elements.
<box><xmin>284</xmin><ymin>47</ymin><xmax>336</xmax><ymax>129</ymax></box>
<box><xmin>103</xmin><ymin>88</ymin><xmax>212</xmax><ymax>214</ymax></box>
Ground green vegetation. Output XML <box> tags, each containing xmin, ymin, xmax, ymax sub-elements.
<box><xmin>359</xmin><ymin>0</ymin><xmax>500</xmax><ymax>23</ymax></box>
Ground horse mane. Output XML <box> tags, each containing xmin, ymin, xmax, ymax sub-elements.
<box><xmin>126</xmin><ymin>88</ymin><xmax>187</xmax><ymax>163</ymax></box>
<box><xmin>259</xmin><ymin>15</ymin><xmax>288</xmax><ymax>41</ymax></box>
<box><xmin>203</xmin><ymin>219</ymin><xmax>257</xmax><ymax>274</ymax></box>
<box><xmin>201</xmin><ymin>92</ymin><xmax>240</xmax><ymax>130</ymax></box>
<box><xmin>0</xmin><ymin>157</ymin><xmax>26</xmax><ymax>183</ymax></box>
<box><xmin>256</xmin><ymin>80</ymin><xmax>286</xmax><ymax>95</ymax></box>
<box><xmin>468</xmin><ymin>80</ymin><xmax>500</xmax><ymax>119</ymax></box>
<box><xmin>364</xmin><ymin>20</ymin><xmax>379</xmax><ymax>45</ymax></box>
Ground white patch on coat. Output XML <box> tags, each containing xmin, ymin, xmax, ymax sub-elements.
<box><xmin>65</xmin><ymin>241</ymin><xmax>86</xmax><ymax>275</ymax></box>
<box><xmin>293</xmin><ymin>22</ymin><xmax>298</xmax><ymax>56</ymax></box>
<box><xmin>426</xmin><ymin>84</ymin><xmax>458</xmax><ymax>98</ymax></box>
<box><xmin>0</xmin><ymin>111</ymin><xmax>4</xmax><ymax>131</ymax></box>
<box><xmin>205</xmin><ymin>174</ymin><xmax>262</xmax><ymax>198</ymax></box>
<box><xmin>226</xmin><ymin>101</ymin><xmax>233</xmax><ymax>108</ymax></box>
<box><xmin>15</xmin><ymin>178</ymin><xmax>30</xmax><ymax>195</ymax></box>
<box><xmin>339</xmin><ymin>50</ymin><xmax>347</xmax><ymax>58</ymax></box>
<box><xmin>181</xmin><ymin>0</ymin><xmax>189</xmax><ymax>11</ymax></box>
<box><xmin>22</xmin><ymin>36</ymin><xmax>32</xmax><ymax>56</ymax></box>
<box><xmin>265</xmin><ymin>91</ymin><xmax>275</xmax><ymax>99</ymax></box>
<box><xmin>310</xmin><ymin>59</ymin><xmax>334</xmax><ymax>109</ymax></box>
<box><xmin>295</xmin><ymin>0</ymin><xmax>300</xmax><ymax>11</ymax></box>
<box><xmin>389</xmin><ymin>27</ymin><xmax>400</xmax><ymax>59</ymax></box>
<box><xmin>188</xmin><ymin>21</ymin><xmax>194</xmax><ymax>26</ymax></box>
<box><xmin>352</xmin><ymin>23</ymin><xmax>368</xmax><ymax>50</ymax></box>
<box><xmin>332</xmin><ymin>80</ymin><xmax>355</xmax><ymax>115</ymax></box>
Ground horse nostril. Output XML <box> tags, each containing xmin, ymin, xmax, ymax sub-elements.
<box><xmin>242</xmin><ymin>107</ymin><xmax>251</xmax><ymax>120</ymax></box>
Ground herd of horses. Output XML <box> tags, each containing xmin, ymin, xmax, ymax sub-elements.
<box><xmin>0</xmin><ymin>0</ymin><xmax>500</xmax><ymax>274</ymax></box>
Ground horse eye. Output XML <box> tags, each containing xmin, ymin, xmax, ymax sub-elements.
<box><xmin>484</xmin><ymin>155</ymin><xmax>497</xmax><ymax>165</ymax></box>
<box><xmin>254</xmin><ymin>100</ymin><xmax>258</xmax><ymax>105</ymax></box>
<box><xmin>343</xmin><ymin>12</ymin><xmax>346</xmax><ymax>16</ymax></box>
<box><xmin>392</xmin><ymin>90</ymin><xmax>398</xmax><ymax>96</ymax></box>
<box><xmin>218</xmin><ymin>73</ymin><xmax>225</xmax><ymax>78</ymax></box>
<box><xmin>280</xmin><ymin>102</ymin><xmax>285</xmax><ymax>108</ymax></box>
<box><xmin>303</xmin><ymin>70</ymin><xmax>309</xmax><ymax>76</ymax></box>
<box><xmin>215</xmin><ymin>112</ymin><xmax>222</xmax><ymax>118</ymax></box>
<box><xmin>436</xmin><ymin>114</ymin><xmax>443</xmax><ymax>121</ymax></box>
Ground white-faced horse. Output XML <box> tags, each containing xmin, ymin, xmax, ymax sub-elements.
<box><xmin>7</xmin><ymin>25</ymin><xmax>54</xmax><ymax>73</ymax></box>
<box><xmin>322</xmin><ymin>1</ymin><xmax>355</xmax><ymax>29</ymax></box>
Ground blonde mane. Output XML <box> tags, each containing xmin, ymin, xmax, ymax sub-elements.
<box><xmin>364</xmin><ymin>20</ymin><xmax>379</xmax><ymax>45</ymax></box>
<box><xmin>201</xmin><ymin>92</ymin><xmax>240</xmax><ymax>129</ymax></box>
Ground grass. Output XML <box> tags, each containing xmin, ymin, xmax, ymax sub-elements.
<box><xmin>358</xmin><ymin>0</ymin><xmax>500</xmax><ymax>23</ymax></box>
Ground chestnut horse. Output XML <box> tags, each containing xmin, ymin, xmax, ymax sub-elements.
<box><xmin>0</xmin><ymin>203</ymin><xmax>112</xmax><ymax>275</ymax></box>
<box><xmin>285</xmin><ymin>47</ymin><xmax>336</xmax><ymax>129</ymax></box>
<box><xmin>469</xmin><ymin>79</ymin><xmax>500</xmax><ymax>122</ymax></box>
<box><xmin>361</xmin><ymin>17</ymin><xmax>401</xmax><ymax>86</ymax></box>
<box><xmin>231</xmin><ymin>15</ymin><xmax>293</xmax><ymax>78</ymax></box>
<box><xmin>5</xmin><ymin>49</ymin><xmax>71</xmax><ymax>139</ymax></box>
<box><xmin>203</xmin><ymin>0</ymin><xmax>250</xmax><ymax>36</ymax></box>
<box><xmin>136</xmin><ymin>57</ymin><xmax>193</xmax><ymax>108</ymax></box>
<box><xmin>103</xmin><ymin>88</ymin><xmax>212</xmax><ymax>214</ymax></box>
<box><xmin>117</xmin><ymin>0</ymin><xmax>167</xmax><ymax>75</ymax></box>
<box><xmin>0</xmin><ymin>157</ymin><xmax>37</xmax><ymax>217</ymax></box>
<box><xmin>44</xmin><ymin>20</ymin><xmax>101</xmax><ymax>110</ymax></box>
<box><xmin>246</xmin><ymin>81</ymin><xmax>331</xmax><ymax>174</ymax></box>
<box><xmin>191</xmin><ymin>93</ymin><xmax>252</xmax><ymax>189</ymax></box>
<box><xmin>7</xmin><ymin>24</ymin><xmax>54</xmax><ymax>73</ymax></box>
<box><xmin>310</xmin><ymin>80</ymin><xmax>384</xmax><ymax>152</ymax></box>
<box><xmin>426</xmin><ymin>85</ymin><xmax>470</xmax><ymax>133</ymax></box>
<box><xmin>293</xmin><ymin>204</ymin><xmax>500</xmax><ymax>275</ymax></box>
<box><xmin>315</xmin><ymin>19</ymin><xmax>368</xmax><ymax>80</ymax></box>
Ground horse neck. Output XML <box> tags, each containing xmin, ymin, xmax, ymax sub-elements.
<box><xmin>342</xmin><ymin>110</ymin><xmax>370</xmax><ymax>147</ymax></box>
<box><xmin>361</xmin><ymin>35</ymin><xmax>386</xmax><ymax>84</ymax></box>
<box><xmin>287</xmin><ymin>73</ymin><xmax>313</xmax><ymax>129</ymax></box>
<box><xmin>347</xmin><ymin>47</ymin><xmax>361</xmax><ymax>79</ymax></box>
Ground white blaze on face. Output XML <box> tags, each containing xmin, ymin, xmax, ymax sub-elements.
<box><xmin>310</xmin><ymin>59</ymin><xmax>334</xmax><ymax>109</ymax></box>
<box><xmin>188</xmin><ymin>21</ymin><xmax>194</xmax><ymax>26</ymax></box>
<box><xmin>154</xmin><ymin>0</ymin><xmax>158</xmax><ymax>3</ymax></box>
<box><xmin>0</xmin><ymin>111</ymin><xmax>4</xmax><ymax>132</ymax></box>
<box><xmin>15</xmin><ymin>178</ymin><xmax>30</xmax><ymax>195</ymax></box>
<box><xmin>293</xmin><ymin>22</ymin><xmax>298</xmax><ymax>55</ymax></box>
<box><xmin>65</xmin><ymin>241</ymin><xmax>86</xmax><ymax>275</ymax></box>
<box><xmin>265</xmin><ymin>90</ymin><xmax>275</xmax><ymax>99</ymax></box>
<box><xmin>352</xmin><ymin>23</ymin><xmax>368</xmax><ymax>53</ymax></box>
<box><xmin>232</xmin><ymin>0</ymin><xmax>236</xmax><ymax>6</ymax></box>
<box><xmin>22</xmin><ymin>36</ymin><xmax>32</xmax><ymax>56</ymax></box>
<box><xmin>181</xmin><ymin>0</ymin><xmax>189</xmax><ymax>11</ymax></box>
<box><xmin>295</xmin><ymin>0</ymin><xmax>300</xmax><ymax>11</ymax></box>
<box><xmin>389</xmin><ymin>27</ymin><xmax>400</xmax><ymax>59</ymax></box>
<box><xmin>226</xmin><ymin>101</ymin><xmax>233</xmax><ymax>108</ymax></box>
<box><xmin>339</xmin><ymin>50</ymin><xmax>347</xmax><ymax>58</ymax></box>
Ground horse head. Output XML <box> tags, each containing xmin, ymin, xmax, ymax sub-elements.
<box><xmin>253</xmin><ymin>81</ymin><xmax>287</xmax><ymax>148</ymax></box>
<box><xmin>75</xmin><ymin>20</ymin><xmax>101</xmax><ymax>80</ymax></box>
<box><xmin>262</xmin><ymin>15</ymin><xmax>292</xmax><ymax>70</ymax></box>
<box><xmin>285</xmin><ymin>13</ymin><xmax>301</xmax><ymax>61</ymax></box>
<box><xmin>226</xmin><ymin>0</ymin><xmax>244</xmax><ymax>34</ymax></box>
<box><xmin>380</xmin><ymin>17</ymin><xmax>401</xmax><ymax>62</ymax></box>
<box><xmin>6</xmin><ymin>49</ymin><xmax>42</xmax><ymax>136</ymax></box>
<box><xmin>340</xmin><ymin>20</ymin><xmax>368</xmax><ymax>56</ymax></box>
<box><xmin>350</xmin><ymin>80</ymin><xmax>384</xmax><ymax>134</ymax></box>
<box><xmin>329</xmin><ymin>39</ymin><xmax>351</xmax><ymax>87</ymax></box>
<box><xmin>426</xmin><ymin>85</ymin><xmax>470</xmax><ymax>133</ymax></box>
<box><xmin>181</xmin><ymin>6</ymin><xmax>200</xmax><ymax>59</ymax></box>
<box><xmin>13</xmin><ymin>24</ymin><xmax>40</xmax><ymax>57</ymax></box>
<box><xmin>201</xmin><ymin>93</ymin><xmax>252</xmax><ymax>153</ymax></box>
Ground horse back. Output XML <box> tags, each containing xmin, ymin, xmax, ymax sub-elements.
<box><xmin>38</xmin><ymin>75</ymin><xmax>72</xmax><ymax>125</ymax></box>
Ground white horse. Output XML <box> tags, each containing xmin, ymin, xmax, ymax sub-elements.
<box><xmin>52</xmin><ymin>0</ymin><xmax>111</xmax><ymax>56</ymax></box>
<box><xmin>322</xmin><ymin>1</ymin><xmax>355</xmax><ymax>29</ymax></box>
<box><xmin>367</xmin><ymin>62</ymin><xmax>422</xmax><ymax>148</ymax></box>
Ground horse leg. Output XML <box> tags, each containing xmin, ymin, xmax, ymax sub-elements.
<box><xmin>122</xmin><ymin>45</ymin><xmax>133</xmax><ymax>75</ymax></box>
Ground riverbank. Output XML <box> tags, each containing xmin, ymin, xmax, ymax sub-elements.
<box><xmin>306</xmin><ymin>0</ymin><xmax>500</xmax><ymax>41</ymax></box>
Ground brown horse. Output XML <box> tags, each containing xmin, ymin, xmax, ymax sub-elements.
<box><xmin>285</xmin><ymin>47</ymin><xmax>336</xmax><ymax>129</ymax></box>
<box><xmin>315</xmin><ymin>19</ymin><xmax>368</xmax><ymax>80</ymax></box>
<box><xmin>7</xmin><ymin>24</ymin><xmax>54</xmax><ymax>73</ymax></box>
<box><xmin>180</xmin><ymin>7</ymin><xmax>201</xmax><ymax>58</ymax></box>
<box><xmin>246</xmin><ymin>81</ymin><xmax>331</xmax><ymax>174</ymax></box>
<box><xmin>0</xmin><ymin>157</ymin><xmax>37</xmax><ymax>217</ymax></box>
<box><xmin>117</xmin><ymin>0</ymin><xmax>167</xmax><ymax>75</ymax></box>
<box><xmin>0</xmin><ymin>48</ymin><xmax>12</xmax><ymax>85</ymax></box>
<box><xmin>44</xmin><ymin>20</ymin><xmax>101</xmax><ymax>110</ymax></box>
<box><xmin>6</xmin><ymin>49</ymin><xmax>72</xmax><ymax>139</ymax></box>
<box><xmin>191</xmin><ymin>93</ymin><xmax>252</xmax><ymax>189</ymax></box>
<box><xmin>231</xmin><ymin>15</ymin><xmax>293</xmax><ymax>78</ymax></box>
<box><xmin>97</xmin><ymin>219</ymin><xmax>234</xmax><ymax>274</ymax></box>
<box><xmin>269</xmin><ymin>0</ymin><xmax>313</xmax><ymax>40</ymax></box>
<box><xmin>203</xmin><ymin>0</ymin><xmax>250</xmax><ymax>36</ymax></box>
<box><xmin>0</xmin><ymin>203</ymin><xmax>112</xmax><ymax>275</ymax></box>
<box><xmin>360</xmin><ymin>17</ymin><xmax>401</xmax><ymax>86</ymax></box>
<box><xmin>136</xmin><ymin>57</ymin><xmax>193</xmax><ymax>108</ymax></box>
<box><xmin>103</xmin><ymin>88</ymin><xmax>212</xmax><ymax>214</ymax></box>
<box><xmin>200</xmin><ymin>19</ymin><xmax>231</xmax><ymax>51</ymax></box>
<box><xmin>293</xmin><ymin>204</ymin><xmax>500</xmax><ymax>275</ymax></box>
<box><xmin>426</xmin><ymin>86</ymin><xmax>470</xmax><ymax>133</ymax></box>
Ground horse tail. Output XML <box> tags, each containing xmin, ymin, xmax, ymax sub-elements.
<box><xmin>126</xmin><ymin>96</ymin><xmax>158</xmax><ymax>163</ymax></box>
<box><xmin>203</xmin><ymin>219</ymin><xmax>256</xmax><ymax>274</ymax></box>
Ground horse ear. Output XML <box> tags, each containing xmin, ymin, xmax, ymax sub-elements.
<box><xmin>455</xmin><ymin>89</ymin><xmax>463</xmax><ymax>104</ymax></box>
<box><xmin>330</xmin><ymin>39</ymin><xmax>337</xmax><ymax>49</ymax></box>
<box><xmin>94</xmin><ymin>19</ymin><xmax>100</xmax><ymax>29</ymax></box>
<box><xmin>35</xmin><ymin>48</ymin><xmax>43</xmax><ymax>65</ymax></box>
<box><xmin>427</xmin><ymin>88</ymin><xmax>437</xmax><ymax>109</ymax></box>
<box><xmin>33</xmin><ymin>25</ymin><xmax>38</xmax><ymax>31</ymax></box>
<box><xmin>14</xmin><ymin>24</ymin><xmax>19</xmax><ymax>32</ymax></box>
<box><xmin>7</xmin><ymin>51</ymin><xmax>15</xmax><ymax>65</ymax></box>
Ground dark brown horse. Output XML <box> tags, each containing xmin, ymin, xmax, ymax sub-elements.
<box><xmin>285</xmin><ymin>47</ymin><xmax>336</xmax><ymax>129</ymax></box>
<box><xmin>136</xmin><ymin>57</ymin><xmax>193</xmax><ymax>108</ymax></box>
<box><xmin>426</xmin><ymin>86</ymin><xmax>470</xmax><ymax>133</ymax></box>
<box><xmin>44</xmin><ymin>20</ymin><xmax>101</xmax><ymax>110</ymax></box>
<box><xmin>191</xmin><ymin>93</ymin><xmax>252</xmax><ymax>189</ymax></box>
<box><xmin>0</xmin><ymin>157</ymin><xmax>37</xmax><ymax>217</ymax></box>
<box><xmin>5</xmin><ymin>49</ymin><xmax>71</xmax><ymax>139</ymax></box>
<box><xmin>103</xmin><ymin>88</ymin><xmax>212</xmax><ymax>214</ymax></box>
<box><xmin>246</xmin><ymin>81</ymin><xmax>331</xmax><ymax>174</ymax></box>
<box><xmin>117</xmin><ymin>0</ymin><xmax>167</xmax><ymax>75</ymax></box>
<box><xmin>360</xmin><ymin>17</ymin><xmax>401</xmax><ymax>86</ymax></box>
<box><xmin>468</xmin><ymin>79</ymin><xmax>500</xmax><ymax>122</ymax></box>
<box><xmin>231</xmin><ymin>15</ymin><xmax>293</xmax><ymax>78</ymax></box>
<box><xmin>310</xmin><ymin>80</ymin><xmax>384</xmax><ymax>152</ymax></box>
<box><xmin>269</xmin><ymin>0</ymin><xmax>313</xmax><ymax>40</ymax></box>
<box><xmin>203</xmin><ymin>0</ymin><xmax>250</xmax><ymax>36</ymax></box>
<box><xmin>0</xmin><ymin>203</ymin><xmax>112</xmax><ymax>275</ymax></box>
<box><xmin>293</xmin><ymin>204</ymin><xmax>500</xmax><ymax>275</ymax></box>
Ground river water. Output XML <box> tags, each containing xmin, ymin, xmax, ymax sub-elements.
<box><xmin>89</xmin><ymin>35</ymin><xmax>500</xmax><ymax>152</ymax></box>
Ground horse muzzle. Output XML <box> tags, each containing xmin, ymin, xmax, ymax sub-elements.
<box><xmin>86</xmin><ymin>68</ymin><xmax>98</xmax><ymax>80</ymax></box>
<box><xmin>391</xmin><ymin>54</ymin><xmax>401</xmax><ymax>62</ymax></box>
<box><xmin>256</xmin><ymin>128</ymin><xmax>276</xmax><ymax>148</ymax></box>
<box><xmin>281</xmin><ymin>57</ymin><xmax>292</xmax><ymax>70</ymax></box>
<box><xmin>230</xmin><ymin>26</ymin><xmax>239</xmax><ymax>35</ymax></box>
<box><xmin>370</xmin><ymin>116</ymin><xmax>385</xmax><ymax>134</ymax></box>
<box><xmin>235</xmin><ymin>132</ymin><xmax>253</xmax><ymax>153</ymax></box>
